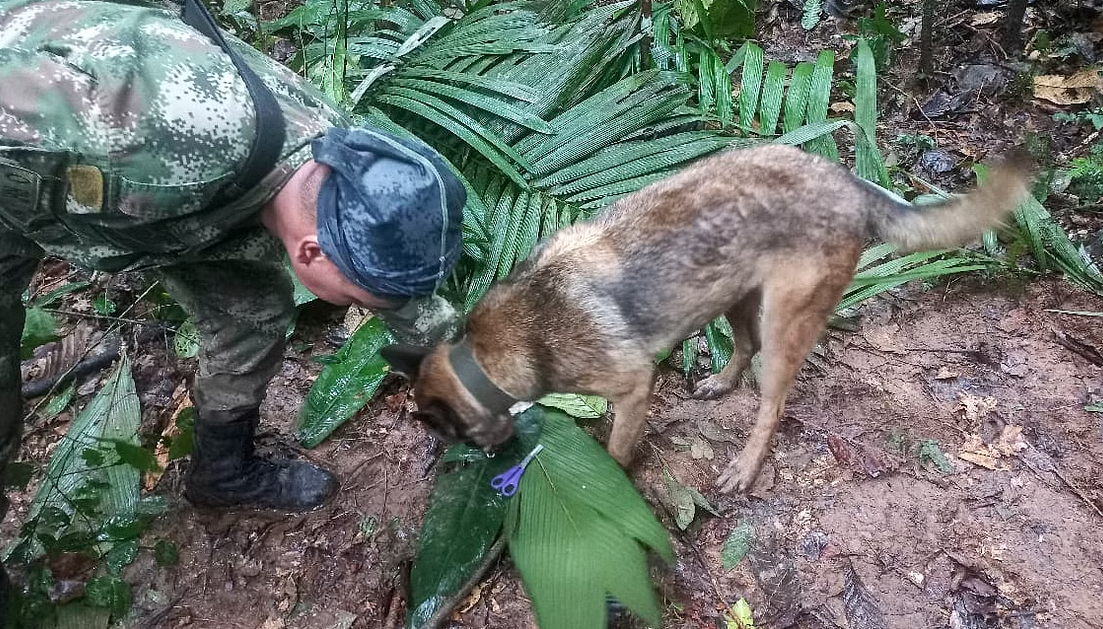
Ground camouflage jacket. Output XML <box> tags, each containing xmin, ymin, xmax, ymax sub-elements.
<box><xmin>0</xmin><ymin>0</ymin><xmax>348</xmax><ymax>271</ymax></box>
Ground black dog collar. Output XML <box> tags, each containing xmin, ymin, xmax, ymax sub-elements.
<box><xmin>448</xmin><ymin>339</ymin><xmax>517</xmax><ymax>415</ymax></box>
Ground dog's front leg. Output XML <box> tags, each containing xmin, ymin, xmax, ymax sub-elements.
<box><xmin>605</xmin><ymin>373</ymin><xmax>657</xmax><ymax>468</ymax></box>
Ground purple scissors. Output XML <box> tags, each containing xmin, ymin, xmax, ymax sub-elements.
<box><xmin>490</xmin><ymin>444</ymin><xmax>544</xmax><ymax>496</ymax></box>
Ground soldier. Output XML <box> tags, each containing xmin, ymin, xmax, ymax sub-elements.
<box><xmin>0</xmin><ymin>0</ymin><xmax>465</xmax><ymax>611</ymax></box>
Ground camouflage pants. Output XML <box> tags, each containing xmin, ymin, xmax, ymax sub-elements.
<box><xmin>0</xmin><ymin>230</ymin><xmax>43</xmax><ymax>519</ymax></box>
<box><xmin>0</xmin><ymin>233</ymin><xmax>297</xmax><ymax>513</ymax></box>
<box><xmin>156</xmin><ymin>259</ymin><xmax>296</xmax><ymax>424</ymax></box>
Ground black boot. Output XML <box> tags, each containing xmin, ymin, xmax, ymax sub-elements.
<box><xmin>184</xmin><ymin>411</ymin><xmax>339</xmax><ymax>512</ymax></box>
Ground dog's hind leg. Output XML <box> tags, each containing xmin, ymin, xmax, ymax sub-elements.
<box><xmin>717</xmin><ymin>256</ymin><xmax>855</xmax><ymax>493</ymax></box>
<box><xmin>605</xmin><ymin>367</ymin><xmax>658</xmax><ymax>468</ymax></box>
<box><xmin>692</xmin><ymin>287</ymin><xmax>762</xmax><ymax>399</ymax></box>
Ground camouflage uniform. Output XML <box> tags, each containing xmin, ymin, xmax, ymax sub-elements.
<box><xmin>0</xmin><ymin>0</ymin><xmax>456</xmax><ymax>502</ymax></box>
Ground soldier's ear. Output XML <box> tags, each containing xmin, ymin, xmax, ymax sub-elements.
<box><xmin>381</xmin><ymin>344</ymin><xmax>430</xmax><ymax>378</ymax></box>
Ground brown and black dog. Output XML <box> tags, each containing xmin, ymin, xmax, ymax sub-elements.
<box><xmin>382</xmin><ymin>144</ymin><xmax>1030</xmax><ymax>493</ymax></box>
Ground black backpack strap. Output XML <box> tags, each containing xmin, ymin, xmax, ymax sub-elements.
<box><xmin>178</xmin><ymin>0</ymin><xmax>286</xmax><ymax>200</ymax></box>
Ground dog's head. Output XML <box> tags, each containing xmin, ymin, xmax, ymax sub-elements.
<box><xmin>381</xmin><ymin>343</ymin><xmax>515</xmax><ymax>449</ymax></box>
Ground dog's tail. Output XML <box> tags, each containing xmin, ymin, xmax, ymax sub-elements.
<box><xmin>865</xmin><ymin>154</ymin><xmax>1033</xmax><ymax>253</ymax></box>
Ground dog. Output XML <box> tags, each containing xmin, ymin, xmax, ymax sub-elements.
<box><xmin>382</xmin><ymin>144</ymin><xmax>1030</xmax><ymax>493</ymax></box>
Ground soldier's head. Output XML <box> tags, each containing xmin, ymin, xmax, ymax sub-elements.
<box><xmin>274</xmin><ymin>127</ymin><xmax>466</xmax><ymax>311</ymax></box>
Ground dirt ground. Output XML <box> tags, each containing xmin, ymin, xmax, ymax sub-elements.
<box><xmin>4</xmin><ymin>1</ymin><xmax>1103</xmax><ymax>629</ymax></box>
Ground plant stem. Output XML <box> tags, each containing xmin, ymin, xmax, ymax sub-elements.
<box><xmin>419</xmin><ymin>534</ymin><xmax>508</xmax><ymax>629</ymax></box>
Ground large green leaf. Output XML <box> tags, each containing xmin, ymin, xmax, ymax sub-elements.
<box><xmin>803</xmin><ymin>49</ymin><xmax>837</xmax><ymax>158</ymax></box>
<box><xmin>536</xmin><ymin>393</ymin><xmax>608</xmax><ymax>418</ymax></box>
<box><xmin>297</xmin><ymin>317</ymin><xmax>394</xmax><ymax>447</ymax></box>
<box><xmin>508</xmin><ymin>409</ymin><xmax>673</xmax><ymax>629</ymax></box>
<box><xmin>28</xmin><ymin>356</ymin><xmax>139</xmax><ymax>522</ymax></box>
<box><xmin>9</xmin><ymin>356</ymin><xmax>140</xmax><ymax>563</ymax></box>
<box><xmin>853</xmin><ymin>38</ymin><xmax>889</xmax><ymax>187</ymax></box>
<box><xmin>676</xmin><ymin>0</ymin><xmax>756</xmax><ymax>38</ymax></box>
<box><xmin>737</xmin><ymin>41</ymin><xmax>763</xmax><ymax>131</ymax></box>
<box><xmin>837</xmin><ymin>246</ymin><xmax>997</xmax><ymax>312</ymax></box>
<box><xmin>407</xmin><ymin>416</ymin><xmax>542</xmax><ymax>628</ymax></box>
<box><xmin>20</xmin><ymin>306</ymin><xmax>58</xmax><ymax>360</ymax></box>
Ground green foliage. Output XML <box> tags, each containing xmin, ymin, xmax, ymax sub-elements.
<box><xmin>916</xmin><ymin>439</ymin><xmax>952</xmax><ymax>473</ymax></box>
<box><xmin>297</xmin><ymin>316</ymin><xmax>393</xmax><ymax>446</ymax></box>
<box><xmin>971</xmin><ymin>156</ymin><xmax>1103</xmax><ymax>298</ymax></box>
<box><xmin>704</xmin><ymin>317</ymin><xmax>734</xmax><ymax>373</ymax></box>
<box><xmin>43</xmin><ymin>382</ymin><xmax>75</xmax><ymax>419</ymax></box>
<box><xmin>1053</xmin><ymin>108</ymin><xmax>1103</xmax><ymax>131</ymax></box>
<box><xmin>891</xmin><ymin>132</ymin><xmax>936</xmax><ymax>165</ymax></box>
<box><xmin>853</xmin><ymin>38</ymin><xmax>889</xmax><ymax>187</ymax></box>
<box><xmin>838</xmin><ymin>244</ymin><xmax>997</xmax><ymax>313</ymax></box>
<box><xmin>800</xmin><ymin>0</ymin><xmax>823</xmax><ymax>30</ymax></box>
<box><xmin>851</xmin><ymin>2</ymin><xmax>904</xmax><ymax>71</ymax></box>
<box><xmin>681</xmin><ymin>336</ymin><xmax>699</xmax><ymax>377</ymax></box>
<box><xmin>153</xmin><ymin>540</ymin><xmax>180</xmax><ymax>567</ymax></box>
<box><xmin>675</xmin><ymin>0</ymin><xmax>756</xmax><ymax>39</ymax></box>
<box><xmin>20</xmin><ymin>306</ymin><xmax>58</xmax><ymax>359</ymax></box>
<box><xmin>6</xmin><ymin>358</ymin><xmax>169</xmax><ymax>626</ymax></box>
<box><xmin>407</xmin><ymin>407</ymin><xmax>670</xmax><ymax>628</ymax></box>
<box><xmin>173</xmin><ymin>318</ymin><xmax>200</xmax><ymax>358</ymax></box>
<box><xmin>167</xmin><ymin>407</ymin><xmax>196</xmax><ymax>461</ymax></box>
<box><xmin>29</xmin><ymin>281</ymin><xmax>91</xmax><ymax>308</ymax></box>
<box><xmin>662</xmin><ymin>469</ymin><xmax>719</xmax><ymax>530</ymax></box>
<box><xmin>721</xmin><ymin>521</ymin><xmax>753</xmax><ymax>570</ymax></box>
<box><xmin>85</xmin><ymin>575</ymin><xmax>132</xmax><ymax>619</ymax></box>
<box><xmin>725</xmin><ymin>599</ymin><xmax>757</xmax><ymax>628</ymax></box>
<box><xmin>407</xmin><ymin>414</ymin><xmax>541</xmax><ymax>627</ymax></box>
<box><xmin>536</xmin><ymin>393</ymin><xmax>608</xmax><ymax>418</ymax></box>
<box><xmin>92</xmin><ymin>294</ymin><xmax>117</xmax><ymax>317</ymax></box>
<box><xmin>508</xmin><ymin>410</ymin><xmax>673</xmax><ymax>629</ymax></box>
<box><xmin>1067</xmin><ymin>144</ymin><xmax>1103</xmax><ymax>203</ymax></box>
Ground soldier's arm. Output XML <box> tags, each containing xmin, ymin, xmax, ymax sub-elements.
<box><xmin>374</xmin><ymin>292</ymin><xmax>462</xmax><ymax>347</ymax></box>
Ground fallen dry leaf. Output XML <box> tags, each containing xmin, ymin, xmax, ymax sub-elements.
<box><xmin>826</xmin><ymin>434</ymin><xmax>895</xmax><ymax>478</ymax></box>
<box><xmin>342</xmin><ymin>305</ymin><xmax>373</xmax><ymax>334</ymax></box>
<box><xmin>458</xmin><ymin>583</ymin><xmax>483</xmax><ymax>614</ymax></box>
<box><xmin>957</xmin><ymin>392</ymin><xmax>998</xmax><ymax>423</ymax></box>
<box><xmin>971</xmin><ymin>11</ymin><xmax>1000</xmax><ymax>26</ymax></box>
<box><xmin>690</xmin><ymin>436</ymin><xmax>715</xmax><ymax>460</ymax></box>
<box><xmin>958</xmin><ymin>425</ymin><xmax>1027</xmax><ymax>470</ymax></box>
<box><xmin>830</xmin><ymin>101</ymin><xmax>856</xmax><ymax>114</ymax></box>
<box><xmin>1033</xmin><ymin>69</ymin><xmax>1102</xmax><ymax>105</ymax></box>
<box><xmin>935</xmin><ymin>366</ymin><xmax>960</xmax><ymax>380</ymax></box>
<box><xmin>144</xmin><ymin>387</ymin><xmax>190</xmax><ymax>491</ymax></box>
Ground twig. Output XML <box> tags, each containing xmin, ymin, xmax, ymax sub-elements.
<box><xmin>1020</xmin><ymin>454</ymin><xmax>1103</xmax><ymax>519</ymax></box>
<box><xmin>420</xmin><ymin>534</ymin><xmax>508</xmax><ymax>629</ymax></box>
<box><xmin>40</xmin><ymin>307</ymin><xmax>164</xmax><ymax>327</ymax></box>
<box><xmin>22</xmin><ymin>282</ymin><xmax>159</xmax><ymax>419</ymax></box>
<box><xmin>1060</xmin><ymin>129</ymin><xmax>1103</xmax><ymax>162</ymax></box>
<box><xmin>1052</xmin><ymin>330</ymin><xmax>1103</xmax><ymax>367</ymax></box>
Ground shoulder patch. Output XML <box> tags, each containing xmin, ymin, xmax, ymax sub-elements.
<box><xmin>66</xmin><ymin>165</ymin><xmax>105</xmax><ymax>213</ymax></box>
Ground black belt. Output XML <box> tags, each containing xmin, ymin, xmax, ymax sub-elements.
<box><xmin>178</xmin><ymin>0</ymin><xmax>286</xmax><ymax>202</ymax></box>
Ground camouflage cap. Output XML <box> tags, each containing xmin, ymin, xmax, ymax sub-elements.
<box><xmin>311</xmin><ymin>127</ymin><xmax>465</xmax><ymax>299</ymax></box>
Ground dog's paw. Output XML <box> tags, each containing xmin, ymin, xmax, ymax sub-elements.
<box><xmin>717</xmin><ymin>457</ymin><xmax>760</xmax><ymax>493</ymax></box>
<box><xmin>691</xmin><ymin>374</ymin><xmax>736</xmax><ymax>400</ymax></box>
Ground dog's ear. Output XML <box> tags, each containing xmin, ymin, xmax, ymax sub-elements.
<box><xmin>380</xmin><ymin>344</ymin><xmax>430</xmax><ymax>378</ymax></box>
